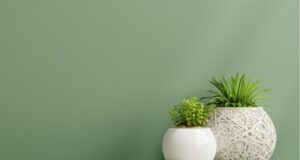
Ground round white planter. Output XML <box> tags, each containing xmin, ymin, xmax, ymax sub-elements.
<box><xmin>162</xmin><ymin>127</ymin><xmax>217</xmax><ymax>160</ymax></box>
<box><xmin>207</xmin><ymin>107</ymin><xmax>276</xmax><ymax>160</ymax></box>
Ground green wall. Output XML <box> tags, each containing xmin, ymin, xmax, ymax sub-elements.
<box><xmin>0</xmin><ymin>0</ymin><xmax>298</xmax><ymax>160</ymax></box>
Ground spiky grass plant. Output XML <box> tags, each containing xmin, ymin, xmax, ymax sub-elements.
<box><xmin>170</xmin><ymin>97</ymin><xmax>214</xmax><ymax>127</ymax></box>
<box><xmin>201</xmin><ymin>74</ymin><xmax>269</xmax><ymax>107</ymax></box>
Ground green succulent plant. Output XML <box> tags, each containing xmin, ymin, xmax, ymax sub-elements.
<box><xmin>169</xmin><ymin>97</ymin><xmax>214</xmax><ymax>127</ymax></box>
<box><xmin>201</xmin><ymin>73</ymin><xmax>269</xmax><ymax>107</ymax></box>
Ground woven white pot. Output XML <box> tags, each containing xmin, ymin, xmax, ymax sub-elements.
<box><xmin>207</xmin><ymin>107</ymin><xmax>276</xmax><ymax>160</ymax></box>
<box><xmin>162</xmin><ymin>128</ymin><xmax>217</xmax><ymax>160</ymax></box>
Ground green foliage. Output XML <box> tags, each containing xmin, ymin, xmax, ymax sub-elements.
<box><xmin>169</xmin><ymin>97</ymin><xmax>214</xmax><ymax>127</ymax></box>
<box><xmin>201</xmin><ymin>74</ymin><xmax>269</xmax><ymax>107</ymax></box>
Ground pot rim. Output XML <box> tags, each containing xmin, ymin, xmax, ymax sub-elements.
<box><xmin>215</xmin><ymin>106</ymin><xmax>264</xmax><ymax>108</ymax></box>
<box><xmin>168</xmin><ymin>127</ymin><xmax>211</xmax><ymax>129</ymax></box>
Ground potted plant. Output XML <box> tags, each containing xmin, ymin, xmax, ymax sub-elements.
<box><xmin>162</xmin><ymin>97</ymin><xmax>217</xmax><ymax>160</ymax></box>
<box><xmin>202</xmin><ymin>74</ymin><xmax>276</xmax><ymax>160</ymax></box>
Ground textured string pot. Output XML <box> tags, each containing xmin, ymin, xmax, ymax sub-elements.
<box><xmin>207</xmin><ymin>107</ymin><xmax>276</xmax><ymax>160</ymax></box>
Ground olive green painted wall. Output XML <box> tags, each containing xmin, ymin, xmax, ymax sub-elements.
<box><xmin>0</xmin><ymin>0</ymin><xmax>298</xmax><ymax>160</ymax></box>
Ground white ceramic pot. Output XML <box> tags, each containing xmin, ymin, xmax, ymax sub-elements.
<box><xmin>207</xmin><ymin>107</ymin><xmax>276</xmax><ymax>160</ymax></box>
<box><xmin>162</xmin><ymin>127</ymin><xmax>217</xmax><ymax>160</ymax></box>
